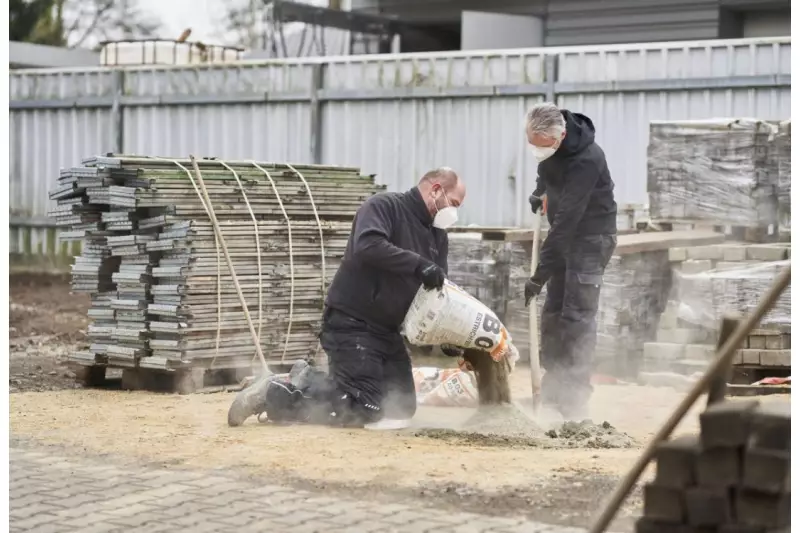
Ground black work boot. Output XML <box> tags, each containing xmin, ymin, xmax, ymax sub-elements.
<box><xmin>227</xmin><ymin>375</ymin><xmax>272</xmax><ymax>427</ymax></box>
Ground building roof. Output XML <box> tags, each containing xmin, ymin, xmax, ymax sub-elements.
<box><xmin>10</xmin><ymin>41</ymin><xmax>99</xmax><ymax>69</ymax></box>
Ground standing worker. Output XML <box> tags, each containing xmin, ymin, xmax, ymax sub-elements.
<box><xmin>523</xmin><ymin>102</ymin><xmax>617</xmax><ymax>421</ymax></box>
<box><xmin>228</xmin><ymin>168</ymin><xmax>467</xmax><ymax>429</ymax></box>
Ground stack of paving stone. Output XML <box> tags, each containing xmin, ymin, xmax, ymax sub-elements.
<box><xmin>445</xmin><ymin>235</ymin><xmax>672</xmax><ymax>376</ymax></box>
<box><xmin>775</xmin><ymin>120</ymin><xmax>791</xmax><ymax>229</ymax></box>
<box><xmin>595</xmin><ymin>251</ymin><xmax>672</xmax><ymax>377</ymax></box>
<box><xmin>637</xmin><ymin>400</ymin><xmax>790</xmax><ymax>532</ymax></box>
<box><xmin>51</xmin><ymin>154</ymin><xmax>383</xmax><ymax>375</ymax></box>
<box><xmin>647</xmin><ymin>119</ymin><xmax>781</xmax><ymax>229</ymax></box>
<box><xmin>49</xmin><ymin>165</ymin><xmax>157</xmax><ymax>368</ymax></box>
<box><xmin>445</xmin><ymin>235</ymin><xmax>534</xmax><ymax>360</ymax></box>
<box><xmin>642</xmin><ymin>243</ymin><xmax>791</xmax><ymax>375</ymax></box>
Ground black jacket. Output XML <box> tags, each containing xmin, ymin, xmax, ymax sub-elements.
<box><xmin>532</xmin><ymin>110</ymin><xmax>617</xmax><ymax>285</ymax></box>
<box><xmin>325</xmin><ymin>188</ymin><xmax>449</xmax><ymax>331</ymax></box>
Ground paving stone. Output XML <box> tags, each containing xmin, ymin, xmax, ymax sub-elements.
<box><xmin>745</xmin><ymin>245</ymin><xmax>787</xmax><ymax>261</ymax></box>
<box><xmin>10</xmin><ymin>513</ymin><xmax>63</xmax><ymax>530</ymax></box>
<box><xmin>685</xmin><ymin>487</ymin><xmax>734</xmax><ymax>527</ymax></box>
<box><xmin>687</xmin><ymin>246</ymin><xmax>723</xmax><ymax>260</ymax></box>
<box><xmin>749</xmin><ymin>402</ymin><xmax>791</xmax><ymax>451</ymax></box>
<box><xmin>644</xmin><ymin>342</ymin><xmax>685</xmax><ymax>361</ymax></box>
<box><xmin>682</xmin><ymin>259</ymin><xmax>713</xmax><ymax>274</ymax></box>
<box><xmin>695</xmin><ymin>446</ymin><xmax>742</xmax><ymax>488</ymax></box>
<box><xmin>684</xmin><ymin>343</ymin><xmax>715</xmax><ymax>361</ymax></box>
<box><xmin>643</xmin><ymin>483</ymin><xmax>685</xmax><ymax>523</ymax></box>
<box><xmin>718</xmin><ymin>525</ymin><xmax>766</xmax><ymax>533</ymax></box>
<box><xmin>757</xmin><ymin>349</ymin><xmax>791</xmax><ymax>366</ymax></box>
<box><xmin>10</xmin><ymin>445</ymin><xmax>579</xmax><ymax>533</ymax></box>
<box><xmin>272</xmin><ymin>510</ymin><xmax>332</xmax><ymax>526</ymax></box>
<box><xmin>635</xmin><ymin>517</ymin><xmax>692</xmax><ymax>533</ymax></box>
<box><xmin>668</xmin><ymin>248</ymin><xmax>687</xmax><ymax>262</ymax></box>
<box><xmin>741</xmin><ymin>448</ymin><xmax>790</xmax><ymax>493</ymax></box>
<box><xmin>654</xmin><ymin>435</ymin><xmax>700</xmax><ymax>489</ymax></box>
<box><xmin>699</xmin><ymin>400</ymin><xmax>759</xmax><ymax>448</ymax></box>
<box><xmin>736</xmin><ymin>490</ymin><xmax>790</xmax><ymax>528</ymax></box>
<box><xmin>720</xmin><ymin>245</ymin><xmax>747</xmax><ymax>262</ymax></box>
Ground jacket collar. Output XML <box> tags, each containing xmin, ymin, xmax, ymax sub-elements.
<box><xmin>404</xmin><ymin>187</ymin><xmax>434</xmax><ymax>226</ymax></box>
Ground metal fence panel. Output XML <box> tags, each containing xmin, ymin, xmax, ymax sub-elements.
<box><xmin>556</xmin><ymin>40</ymin><xmax>791</xmax><ymax>208</ymax></box>
<box><xmin>8</xmin><ymin>37</ymin><xmax>791</xmax><ymax>257</ymax></box>
<box><xmin>321</xmin><ymin>96</ymin><xmax>543</xmax><ymax>227</ymax></box>
<box><xmin>10</xmin><ymin>107</ymin><xmax>113</xmax><ymax>256</ymax></box>
<box><xmin>123</xmin><ymin>103</ymin><xmax>313</xmax><ymax>162</ymax></box>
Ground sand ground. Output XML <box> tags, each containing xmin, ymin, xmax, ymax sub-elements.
<box><xmin>9</xmin><ymin>272</ymin><xmax>791</xmax><ymax>530</ymax></box>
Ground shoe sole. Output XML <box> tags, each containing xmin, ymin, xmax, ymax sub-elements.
<box><xmin>227</xmin><ymin>377</ymin><xmax>271</xmax><ymax>427</ymax></box>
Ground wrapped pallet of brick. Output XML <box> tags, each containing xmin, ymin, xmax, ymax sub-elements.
<box><xmin>776</xmin><ymin>120</ymin><xmax>791</xmax><ymax>229</ymax></box>
<box><xmin>647</xmin><ymin>119</ymin><xmax>780</xmax><ymax>229</ymax></box>
<box><xmin>445</xmin><ymin>233</ymin><xmax>673</xmax><ymax>377</ymax></box>
<box><xmin>50</xmin><ymin>154</ymin><xmax>384</xmax><ymax>382</ymax></box>
<box><xmin>648</xmin><ymin>243</ymin><xmax>792</xmax><ymax>375</ymax></box>
<box><xmin>596</xmin><ymin>251</ymin><xmax>672</xmax><ymax>377</ymax></box>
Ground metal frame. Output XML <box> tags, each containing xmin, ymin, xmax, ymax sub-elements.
<box><xmin>8</xmin><ymin>74</ymin><xmax>789</xmax><ymax>111</ymax></box>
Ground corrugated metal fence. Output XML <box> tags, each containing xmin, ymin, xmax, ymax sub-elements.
<box><xmin>9</xmin><ymin>36</ymin><xmax>791</xmax><ymax>257</ymax></box>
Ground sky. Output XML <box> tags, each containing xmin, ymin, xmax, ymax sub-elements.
<box><xmin>136</xmin><ymin>0</ymin><xmax>230</xmax><ymax>44</ymax></box>
<box><xmin>134</xmin><ymin>0</ymin><xmax>329</xmax><ymax>46</ymax></box>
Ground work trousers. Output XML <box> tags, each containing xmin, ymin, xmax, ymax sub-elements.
<box><xmin>540</xmin><ymin>233</ymin><xmax>616</xmax><ymax>419</ymax></box>
<box><xmin>319</xmin><ymin>307</ymin><xmax>417</xmax><ymax>424</ymax></box>
<box><xmin>264</xmin><ymin>308</ymin><xmax>416</xmax><ymax>427</ymax></box>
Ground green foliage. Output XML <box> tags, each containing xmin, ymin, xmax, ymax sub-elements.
<box><xmin>9</xmin><ymin>0</ymin><xmax>65</xmax><ymax>46</ymax></box>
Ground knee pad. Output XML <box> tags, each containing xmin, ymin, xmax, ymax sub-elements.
<box><xmin>330</xmin><ymin>391</ymin><xmax>382</xmax><ymax>427</ymax></box>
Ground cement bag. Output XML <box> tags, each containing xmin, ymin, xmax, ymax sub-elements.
<box><xmin>412</xmin><ymin>367</ymin><xmax>479</xmax><ymax>407</ymax></box>
<box><xmin>402</xmin><ymin>280</ymin><xmax>510</xmax><ymax>360</ymax></box>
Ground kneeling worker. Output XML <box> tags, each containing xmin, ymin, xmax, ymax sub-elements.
<box><xmin>228</xmin><ymin>167</ymin><xmax>467</xmax><ymax>429</ymax></box>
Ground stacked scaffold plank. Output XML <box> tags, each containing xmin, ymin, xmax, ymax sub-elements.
<box><xmin>50</xmin><ymin>154</ymin><xmax>384</xmax><ymax>377</ymax></box>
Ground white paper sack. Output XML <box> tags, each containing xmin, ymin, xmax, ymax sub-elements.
<box><xmin>412</xmin><ymin>367</ymin><xmax>479</xmax><ymax>408</ymax></box>
<box><xmin>402</xmin><ymin>280</ymin><xmax>510</xmax><ymax>359</ymax></box>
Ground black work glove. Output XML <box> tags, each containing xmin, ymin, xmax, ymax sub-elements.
<box><xmin>529</xmin><ymin>193</ymin><xmax>543</xmax><ymax>214</ymax></box>
<box><xmin>440</xmin><ymin>344</ymin><xmax>464</xmax><ymax>358</ymax></box>
<box><xmin>524</xmin><ymin>278</ymin><xmax>543</xmax><ymax>307</ymax></box>
<box><xmin>415</xmin><ymin>260</ymin><xmax>445</xmax><ymax>291</ymax></box>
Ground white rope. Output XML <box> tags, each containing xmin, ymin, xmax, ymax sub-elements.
<box><xmin>285</xmin><ymin>163</ymin><xmax>326</xmax><ymax>299</ymax></box>
<box><xmin>249</xmin><ymin>161</ymin><xmax>296</xmax><ymax>364</ymax></box>
<box><xmin>285</xmin><ymin>163</ymin><xmax>327</xmax><ymax>363</ymax></box>
<box><xmin>218</xmin><ymin>161</ymin><xmax>264</xmax><ymax>366</ymax></box>
<box><xmin>152</xmin><ymin>156</ymin><xmax>222</xmax><ymax>363</ymax></box>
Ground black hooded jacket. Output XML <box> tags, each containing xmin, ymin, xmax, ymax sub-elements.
<box><xmin>531</xmin><ymin>110</ymin><xmax>617</xmax><ymax>285</ymax></box>
<box><xmin>324</xmin><ymin>188</ymin><xmax>449</xmax><ymax>332</ymax></box>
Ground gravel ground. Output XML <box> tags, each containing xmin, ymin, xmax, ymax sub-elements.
<box><xmin>9</xmin><ymin>272</ymin><xmax>89</xmax><ymax>392</ymax></box>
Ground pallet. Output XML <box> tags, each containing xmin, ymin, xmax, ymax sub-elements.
<box><xmin>67</xmin><ymin>362</ymin><xmax>253</xmax><ymax>394</ymax></box>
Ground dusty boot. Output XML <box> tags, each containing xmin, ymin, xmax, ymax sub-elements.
<box><xmin>289</xmin><ymin>360</ymin><xmax>310</xmax><ymax>385</ymax></box>
<box><xmin>227</xmin><ymin>375</ymin><xmax>272</xmax><ymax>427</ymax></box>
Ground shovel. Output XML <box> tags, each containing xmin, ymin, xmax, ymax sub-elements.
<box><xmin>528</xmin><ymin>208</ymin><xmax>544</xmax><ymax>416</ymax></box>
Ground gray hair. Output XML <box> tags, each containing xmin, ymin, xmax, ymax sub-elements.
<box><xmin>420</xmin><ymin>167</ymin><xmax>459</xmax><ymax>189</ymax></box>
<box><xmin>525</xmin><ymin>102</ymin><xmax>566</xmax><ymax>139</ymax></box>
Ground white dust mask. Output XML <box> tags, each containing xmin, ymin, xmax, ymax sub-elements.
<box><xmin>432</xmin><ymin>191</ymin><xmax>458</xmax><ymax>229</ymax></box>
<box><xmin>531</xmin><ymin>145</ymin><xmax>557</xmax><ymax>162</ymax></box>
<box><xmin>433</xmin><ymin>206</ymin><xmax>458</xmax><ymax>229</ymax></box>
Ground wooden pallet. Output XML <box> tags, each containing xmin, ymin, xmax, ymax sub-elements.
<box><xmin>68</xmin><ymin>361</ymin><xmax>254</xmax><ymax>394</ymax></box>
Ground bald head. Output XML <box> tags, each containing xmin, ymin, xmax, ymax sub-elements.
<box><xmin>417</xmin><ymin>166</ymin><xmax>466</xmax><ymax>219</ymax></box>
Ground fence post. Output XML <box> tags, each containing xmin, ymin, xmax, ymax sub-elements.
<box><xmin>545</xmin><ymin>54</ymin><xmax>557</xmax><ymax>103</ymax></box>
<box><xmin>309</xmin><ymin>63</ymin><xmax>324</xmax><ymax>164</ymax></box>
<box><xmin>111</xmin><ymin>70</ymin><xmax>125</xmax><ymax>154</ymax></box>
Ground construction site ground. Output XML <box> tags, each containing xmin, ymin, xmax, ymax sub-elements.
<box><xmin>10</xmin><ymin>273</ymin><xmax>791</xmax><ymax>532</ymax></box>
